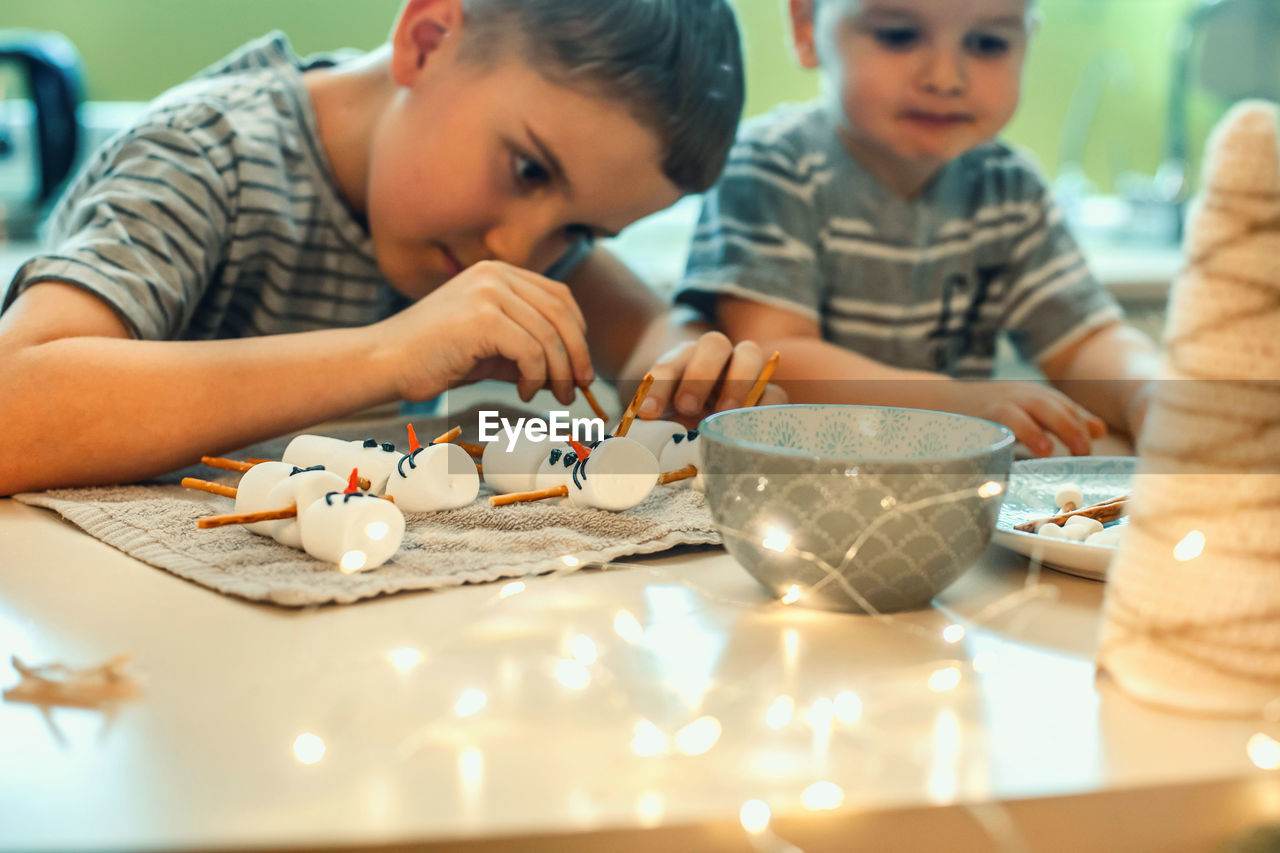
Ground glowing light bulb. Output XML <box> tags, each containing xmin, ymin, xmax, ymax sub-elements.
<box><xmin>632</xmin><ymin>720</ymin><xmax>666</xmax><ymax>757</ymax></box>
<box><xmin>1249</xmin><ymin>733</ymin><xmax>1280</xmax><ymax>770</ymax></box>
<box><xmin>389</xmin><ymin>647</ymin><xmax>422</xmax><ymax>671</ymax></box>
<box><xmin>1173</xmin><ymin>530</ymin><xmax>1205</xmax><ymax>562</ymax></box>
<box><xmin>455</xmin><ymin>688</ymin><xmax>487</xmax><ymax>717</ymax></box>
<box><xmin>637</xmin><ymin>793</ymin><xmax>663</xmax><ymax>826</ymax></box>
<box><xmin>765</xmin><ymin>695</ymin><xmax>794</xmax><ymax>729</ymax></box>
<box><xmin>942</xmin><ymin>624</ymin><xmax>966</xmax><ymax>644</ymax></box>
<box><xmin>293</xmin><ymin>732</ymin><xmax>325</xmax><ymax>764</ymax></box>
<box><xmin>762</xmin><ymin>528</ymin><xmax>792</xmax><ymax>553</ymax></box>
<box><xmin>801</xmin><ymin>780</ymin><xmax>844</xmax><ymax>810</ymax></box>
<box><xmin>614</xmin><ymin>610</ymin><xmax>644</xmax><ymax>643</ymax></box>
<box><xmin>833</xmin><ymin>691</ymin><xmax>862</xmax><ymax>723</ymax></box>
<box><xmin>570</xmin><ymin>635</ymin><xmax>598</xmax><ymax>665</ymax></box>
<box><xmin>929</xmin><ymin>666</ymin><xmax>962</xmax><ymax>692</ymax></box>
<box><xmin>364</xmin><ymin>521</ymin><xmax>389</xmax><ymax>541</ymax></box>
<box><xmin>499</xmin><ymin>581</ymin><xmax>525</xmax><ymax>598</ymax></box>
<box><xmin>740</xmin><ymin>799</ymin><xmax>771</xmax><ymax>833</ymax></box>
<box><xmin>562</xmin><ymin>554</ymin><xmax>581</xmax><ymax>568</ymax></box>
<box><xmin>556</xmin><ymin>659</ymin><xmax>591</xmax><ymax>690</ymax></box>
<box><xmin>780</xmin><ymin>585</ymin><xmax>802</xmax><ymax>605</ymax></box>
<box><xmin>675</xmin><ymin>716</ymin><xmax>722</xmax><ymax>755</ymax></box>
<box><xmin>340</xmin><ymin>550</ymin><xmax>368</xmax><ymax>573</ymax></box>
<box><xmin>978</xmin><ymin>481</ymin><xmax>1003</xmax><ymax>498</ymax></box>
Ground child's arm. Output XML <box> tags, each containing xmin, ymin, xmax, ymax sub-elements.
<box><xmin>565</xmin><ymin>247</ymin><xmax>784</xmax><ymax>420</ymax></box>
<box><xmin>0</xmin><ymin>261</ymin><xmax>592</xmax><ymax>494</ymax></box>
<box><xmin>718</xmin><ymin>295</ymin><xmax>1106</xmax><ymax>457</ymax></box>
<box><xmin>1040</xmin><ymin>321</ymin><xmax>1161</xmax><ymax>439</ymax></box>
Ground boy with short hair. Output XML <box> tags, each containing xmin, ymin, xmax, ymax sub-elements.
<box><xmin>0</xmin><ymin>0</ymin><xmax>772</xmax><ymax>494</ymax></box>
<box><xmin>674</xmin><ymin>0</ymin><xmax>1160</xmax><ymax>455</ymax></box>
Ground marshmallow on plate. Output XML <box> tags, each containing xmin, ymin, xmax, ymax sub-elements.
<box><xmin>385</xmin><ymin>443</ymin><xmax>479</xmax><ymax>512</ymax></box>
<box><xmin>263</xmin><ymin>467</ymin><xmax>347</xmax><ymax>549</ymax></box>
<box><xmin>299</xmin><ymin>490</ymin><xmax>405</xmax><ymax>572</ymax></box>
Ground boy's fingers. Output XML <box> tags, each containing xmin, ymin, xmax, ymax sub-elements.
<box><xmin>988</xmin><ymin>402</ymin><xmax>1052</xmax><ymax>457</ymax></box>
<box><xmin>639</xmin><ymin>342</ymin><xmax>695</xmax><ymax>419</ymax></box>
<box><xmin>503</xmin><ymin>273</ymin><xmax>593</xmax><ymax>388</ymax></box>
<box><xmin>1023</xmin><ymin>395</ymin><xmax>1092</xmax><ymax>456</ymax></box>
<box><xmin>508</xmin><ymin>265</ymin><xmax>588</xmax><ymax>333</ymax></box>
<box><xmin>671</xmin><ymin>332</ymin><xmax>734</xmax><ymax>416</ymax></box>
<box><xmin>485</xmin><ymin>313</ymin><xmax>549</xmax><ymax>402</ymax></box>
<box><xmin>489</xmin><ymin>288</ymin><xmax>578</xmax><ymax>405</ymax></box>
<box><xmin>713</xmin><ymin>341</ymin><xmax>765</xmax><ymax>411</ymax></box>
<box><xmin>757</xmin><ymin>383</ymin><xmax>787</xmax><ymax>407</ymax></box>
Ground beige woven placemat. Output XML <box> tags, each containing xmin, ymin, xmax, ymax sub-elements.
<box><xmin>14</xmin><ymin>406</ymin><xmax>721</xmax><ymax>607</ymax></box>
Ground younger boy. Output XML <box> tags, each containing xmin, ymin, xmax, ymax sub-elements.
<box><xmin>0</xmin><ymin>0</ymin><xmax>772</xmax><ymax>493</ymax></box>
<box><xmin>676</xmin><ymin>0</ymin><xmax>1160</xmax><ymax>456</ymax></box>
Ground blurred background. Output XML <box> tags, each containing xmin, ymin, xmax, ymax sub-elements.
<box><xmin>1</xmin><ymin>0</ymin><xmax>1277</xmax><ymax>355</ymax></box>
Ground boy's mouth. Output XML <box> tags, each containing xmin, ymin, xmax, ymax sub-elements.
<box><xmin>900</xmin><ymin>110</ymin><xmax>976</xmax><ymax>129</ymax></box>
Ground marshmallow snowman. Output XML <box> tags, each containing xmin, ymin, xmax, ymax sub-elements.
<box><xmin>282</xmin><ymin>434</ymin><xmax>351</xmax><ymax>471</ymax></box>
<box><xmin>564</xmin><ymin>436</ymin><xmax>659</xmax><ymax>511</ymax></box>
<box><xmin>482</xmin><ymin>433</ymin><xmax>552</xmax><ymax>495</ymax></box>
<box><xmin>386</xmin><ymin>442</ymin><xmax>479</xmax><ymax>512</ymax></box>
<box><xmin>342</xmin><ymin>438</ymin><xmax>403</xmax><ymax>494</ymax></box>
<box><xmin>658</xmin><ymin>428</ymin><xmax>704</xmax><ymax>491</ymax></box>
<box><xmin>614</xmin><ymin>418</ymin><xmax>685</xmax><ymax>460</ymax></box>
<box><xmin>299</xmin><ymin>489</ymin><xmax>405</xmax><ymax>572</ymax></box>
<box><xmin>234</xmin><ymin>461</ymin><xmax>297</xmax><ymax>535</ymax></box>
<box><xmin>263</xmin><ymin>466</ymin><xmax>347</xmax><ymax>548</ymax></box>
<box><xmin>534</xmin><ymin>444</ymin><xmax>581</xmax><ymax>493</ymax></box>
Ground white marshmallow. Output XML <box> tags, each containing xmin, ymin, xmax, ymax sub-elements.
<box><xmin>385</xmin><ymin>443</ymin><xmax>479</xmax><ymax>512</ymax></box>
<box><xmin>565</xmin><ymin>436</ymin><xmax>659</xmax><ymax>511</ymax></box>
<box><xmin>658</xmin><ymin>429</ymin><xmax>705</xmax><ymax>491</ymax></box>
<box><xmin>1037</xmin><ymin>523</ymin><xmax>1068</xmax><ymax>539</ymax></box>
<box><xmin>1063</xmin><ymin>515</ymin><xmax>1104</xmax><ymax>535</ymax></box>
<box><xmin>534</xmin><ymin>444</ymin><xmax>579</xmax><ymax>493</ymax></box>
<box><xmin>263</xmin><ymin>468</ymin><xmax>346</xmax><ymax>549</ymax></box>
<box><xmin>1061</xmin><ymin>523</ymin><xmax>1092</xmax><ymax>542</ymax></box>
<box><xmin>1055</xmin><ymin>484</ymin><xmax>1084</xmax><ymax>511</ymax></box>
<box><xmin>482</xmin><ymin>433</ymin><xmax>551</xmax><ymax>495</ymax></box>
<box><xmin>1085</xmin><ymin>529</ymin><xmax>1123</xmax><ymax>548</ymax></box>
<box><xmin>282</xmin><ymin>434</ymin><xmax>352</xmax><ymax>470</ymax></box>
<box><xmin>299</xmin><ymin>491</ymin><xmax>405</xmax><ymax>571</ymax></box>
<box><xmin>233</xmin><ymin>461</ymin><xmax>296</xmax><ymax>536</ymax></box>
<box><xmin>614</xmin><ymin>419</ymin><xmax>685</xmax><ymax>459</ymax></box>
<box><xmin>341</xmin><ymin>439</ymin><xmax>404</xmax><ymax>494</ymax></box>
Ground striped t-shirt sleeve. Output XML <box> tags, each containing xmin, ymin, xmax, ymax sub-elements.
<box><xmin>678</xmin><ymin>139</ymin><xmax>824</xmax><ymax>324</ymax></box>
<box><xmin>7</xmin><ymin>118</ymin><xmax>233</xmax><ymax>340</ymax></box>
<box><xmin>998</xmin><ymin>190</ymin><xmax>1123</xmax><ymax>364</ymax></box>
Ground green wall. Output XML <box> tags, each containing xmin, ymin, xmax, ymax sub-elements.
<box><xmin>1</xmin><ymin>0</ymin><xmax>1208</xmax><ymax>190</ymax></box>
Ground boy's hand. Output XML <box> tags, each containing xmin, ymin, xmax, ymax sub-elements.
<box><xmin>637</xmin><ymin>333</ymin><xmax>786</xmax><ymax>424</ymax></box>
<box><xmin>938</xmin><ymin>381</ymin><xmax>1107</xmax><ymax>457</ymax></box>
<box><xmin>376</xmin><ymin>260</ymin><xmax>593</xmax><ymax>405</ymax></box>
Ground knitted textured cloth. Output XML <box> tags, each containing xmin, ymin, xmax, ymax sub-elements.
<box><xmin>1096</xmin><ymin>102</ymin><xmax>1280</xmax><ymax>716</ymax></box>
<box><xmin>14</xmin><ymin>406</ymin><xmax>720</xmax><ymax>607</ymax></box>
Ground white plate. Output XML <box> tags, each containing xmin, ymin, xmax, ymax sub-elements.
<box><xmin>992</xmin><ymin>456</ymin><xmax>1137</xmax><ymax>581</ymax></box>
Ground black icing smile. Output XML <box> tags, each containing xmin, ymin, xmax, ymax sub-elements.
<box><xmin>289</xmin><ymin>465</ymin><xmax>325</xmax><ymax>476</ymax></box>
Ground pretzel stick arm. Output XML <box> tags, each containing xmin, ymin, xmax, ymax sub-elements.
<box><xmin>201</xmin><ymin>456</ymin><xmax>255</xmax><ymax>472</ymax></box>
<box><xmin>489</xmin><ymin>486</ymin><xmax>569</xmax><ymax>507</ymax></box>
<box><xmin>182</xmin><ymin>477</ymin><xmax>238</xmax><ymax>499</ymax></box>
<box><xmin>658</xmin><ymin>465</ymin><xmax>698</xmax><ymax>485</ymax></box>
<box><xmin>197</xmin><ymin>506</ymin><xmax>297</xmax><ymax>530</ymax></box>
<box><xmin>615</xmin><ymin>373</ymin><xmax>655</xmax><ymax>438</ymax></box>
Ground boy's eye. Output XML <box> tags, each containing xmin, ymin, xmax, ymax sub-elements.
<box><xmin>965</xmin><ymin>32</ymin><xmax>1011</xmax><ymax>57</ymax></box>
<box><xmin>873</xmin><ymin>27</ymin><xmax>920</xmax><ymax>51</ymax></box>
<box><xmin>512</xmin><ymin>153</ymin><xmax>551</xmax><ymax>189</ymax></box>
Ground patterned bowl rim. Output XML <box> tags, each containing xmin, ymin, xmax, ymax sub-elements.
<box><xmin>700</xmin><ymin>404</ymin><xmax>1015</xmax><ymax>465</ymax></box>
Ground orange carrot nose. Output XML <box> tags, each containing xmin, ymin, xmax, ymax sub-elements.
<box><xmin>407</xmin><ymin>424</ymin><xmax>421</xmax><ymax>453</ymax></box>
<box><xmin>568</xmin><ymin>439</ymin><xmax>591</xmax><ymax>460</ymax></box>
<box><xmin>345</xmin><ymin>468</ymin><xmax>361</xmax><ymax>494</ymax></box>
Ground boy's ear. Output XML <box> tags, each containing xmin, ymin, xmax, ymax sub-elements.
<box><xmin>788</xmin><ymin>0</ymin><xmax>820</xmax><ymax>70</ymax></box>
<box><xmin>390</xmin><ymin>0</ymin><xmax>465</xmax><ymax>86</ymax></box>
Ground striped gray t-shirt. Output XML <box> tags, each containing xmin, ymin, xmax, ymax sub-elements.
<box><xmin>3</xmin><ymin>33</ymin><xmax>588</xmax><ymax>341</ymax></box>
<box><xmin>678</xmin><ymin>102</ymin><xmax>1122</xmax><ymax>378</ymax></box>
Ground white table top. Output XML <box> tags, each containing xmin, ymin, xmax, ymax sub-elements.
<box><xmin>3</xmin><ymin>467</ymin><xmax>1279</xmax><ymax>852</ymax></box>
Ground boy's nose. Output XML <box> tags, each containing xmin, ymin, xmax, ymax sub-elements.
<box><xmin>485</xmin><ymin>222</ymin><xmax>567</xmax><ymax>273</ymax></box>
<box><xmin>919</xmin><ymin>48</ymin><xmax>967</xmax><ymax>96</ymax></box>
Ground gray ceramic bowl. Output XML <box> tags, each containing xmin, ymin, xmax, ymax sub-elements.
<box><xmin>700</xmin><ymin>405</ymin><xmax>1014</xmax><ymax>613</ymax></box>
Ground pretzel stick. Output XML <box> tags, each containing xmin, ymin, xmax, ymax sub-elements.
<box><xmin>182</xmin><ymin>477</ymin><xmax>238</xmax><ymax>499</ymax></box>
<box><xmin>580</xmin><ymin>385</ymin><xmax>609</xmax><ymax>422</ymax></box>
<box><xmin>489</xmin><ymin>485</ymin><xmax>569</xmax><ymax>507</ymax></box>
<box><xmin>615</xmin><ymin>373</ymin><xmax>655</xmax><ymax>438</ymax></box>
<box><xmin>459</xmin><ymin>442</ymin><xmax>485</xmax><ymax>457</ymax></box>
<box><xmin>432</xmin><ymin>426</ymin><xmax>462</xmax><ymax>445</ymax></box>
<box><xmin>742</xmin><ymin>351</ymin><xmax>781</xmax><ymax>408</ymax></box>
<box><xmin>202</xmin><ymin>455</ymin><xmax>255</xmax><ymax>473</ymax></box>
<box><xmin>1014</xmin><ymin>495</ymin><xmax>1130</xmax><ymax>533</ymax></box>
<box><xmin>246</xmin><ymin>458</ymin><xmax>274</xmax><ymax>465</ymax></box>
<box><xmin>5</xmin><ymin>654</ymin><xmax>140</xmax><ymax>708</ymax></box>
<box><xmin>198</xmin><ymin>506</ymin><xmax>298</xmax><ymax>529</ymax></box>
<box><xmin>658</xmin><ymin>464</ymin><xmax>698</xmax><ymax>485</ymax></box>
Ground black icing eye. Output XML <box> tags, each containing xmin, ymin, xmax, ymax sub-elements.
<box><xmin>563</xmin><ymin>452</ymin><xmax>578</xmax><ymax>467</ymax></box>
<box><xmin>382</xmin><ymin>442</ymin><xmax>395</xmax><ymax>452</ymax></box>
<box><xmin>363</xmin><ymin>438</ymin><xmax>378</xmax><ymax>448</ymax></box>
<box><xmin>687</xmin><ymin>429</ymin><xmax>699</xmax><ymax>441</ymax></box>
<box><xmin>549</xmin><ymin>448</ymin><xmax>563</xmax><ymax>465</ymax></box>
<box><xmin>672</xmin><ymin>433</ymin><xmax>685</xmax><ymax>445</ymax></box>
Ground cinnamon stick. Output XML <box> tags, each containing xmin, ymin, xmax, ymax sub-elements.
<box><xmin>1014</xmin><ymin>494</ymin><xmax>1130</xmax><ymax>533</ymax></box>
